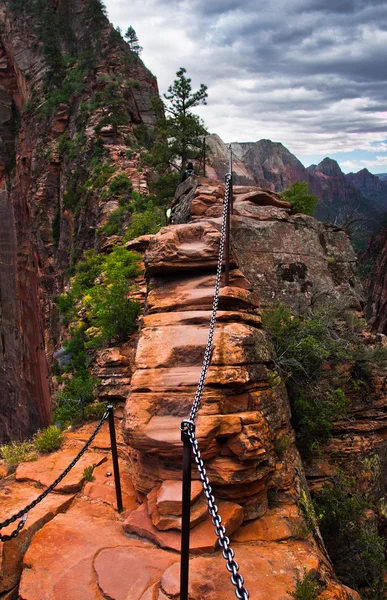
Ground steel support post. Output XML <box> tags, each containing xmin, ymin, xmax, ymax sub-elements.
<box><xmin>180</xmin><ymin>420</ymin><xmax>194</xmax><ymax>600</ymax></box>
<box><xmin>107</xmin><ymin>405</ymin><xmax>123</xmax><ymax>513</ymax></box>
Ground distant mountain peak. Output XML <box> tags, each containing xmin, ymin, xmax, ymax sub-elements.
<box><xmin>317</xmin><ymin>157</ymin><xmax>343</xmax><ymax>177</ymax></box>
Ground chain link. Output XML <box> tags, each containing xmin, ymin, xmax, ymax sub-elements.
<box><xmin>188</xmin><ymin>426</ymin><xmax>249</xmax><ymax>599</ymax></box>
<box><xmin>189</xmin><ymin>173</ymin><xmax>232</xmax><ymax>423</ymax></box>
<box><xmin>185</xmin><ymin>173</ymin><xmax>250</xmax><ymax>599</ymax></box>
<box><xmin>0</xmin><ymin>409</ymin><xmax>109</xmax><ymax>542</ymax></box>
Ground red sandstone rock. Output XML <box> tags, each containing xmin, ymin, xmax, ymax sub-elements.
<box><xmin>83</xmin><ymin>460</ymin><xmax>138</xmax><ymax>513</ymax></box>
<box><xmin>0</xmin><ymin>482</ymin><xmax>75</xmax><ymax>593</ymax></box>
<box><xmin>146</xmin><ymin>221</ymin><xmax>224</xmax><ymax>275</ymax></box>
<box><xmin>158</xmin><ymin>541</ymin><xmax>360</xmax><ymax>599</ymax></box>
<box><xmin>123</xmin><ymin>501</ymin><xmax>244</xmax><ymax>553</ymax></box>
<box><xmin>156</xmin><ymin>480</ymin><xmax>203</xmax><ymax>515</ymax></box>
<box><xmin>15</xmin><ymin>451</ymin><xmax>107</xmax><ymax>493</ymax></box>
<box><xmin>18</xmin><ymin>500</ymin><xmax>177</xmax><ymax>600</ymax></box>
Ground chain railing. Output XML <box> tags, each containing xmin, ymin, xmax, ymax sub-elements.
<box><xmin>0</xmin><ymin>405</ymin><xmax>123</xmax><ymax>543</ymax></box>
<box><xmin>180</xmin><ymin>162</ymin><xmax>250</xmax><ymax>600</ymax></box>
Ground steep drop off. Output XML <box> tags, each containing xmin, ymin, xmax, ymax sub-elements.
<box><xmin>0</xmin><ymin>0</ymin><xmax>158</xmax><ymax>442</ymax></box>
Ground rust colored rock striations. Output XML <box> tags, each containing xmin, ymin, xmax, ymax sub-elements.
<box><xmin>0</xmin><ymin>0</ymin><xmax>158</xmax><ymax>442</ymax></box>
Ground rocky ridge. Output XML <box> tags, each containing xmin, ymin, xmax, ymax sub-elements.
<box><xmin>207</xmin><ymin>134</ymin><xmax>385</xmax><ymax>235</ymax></box>
<box><xmin>0</xmin><ymin>178</ymin><xmax>362</xmax><ymax>600</ymax></box>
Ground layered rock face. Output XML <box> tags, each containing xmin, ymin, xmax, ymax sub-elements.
<box><xmin>0</xmin><ymin>0</ymin><xmax>158</xmax><ymax>441</ymax></box>
<box><xmin>346</xmin><ymin>167</ymin><xmax>387</xmax><ymax>209</ymax></box>
<box><xmin>361</xmin><ymin>226</ymin><xmax>387</xmax><ymax>333</ymax></box>
<box><xmin>0</xmin><ymin>35</ymin><xmax>50</xmax><ymax>442</ymax></box>
<box><xmin>118</xmin><ymin>176</ymin><xmax>360</xmax><ymax>598</ymax></box>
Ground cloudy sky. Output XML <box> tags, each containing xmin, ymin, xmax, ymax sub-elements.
<box><xmin>104</xmin><ymin>0</ymin><xmax>387</xmax><ymax>174</ymax></box>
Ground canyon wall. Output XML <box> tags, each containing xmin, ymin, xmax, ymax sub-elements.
<box><xmin>0</xmin><ymin>0</ymin><xmax>159</xmax><ymax>442</ymax></box>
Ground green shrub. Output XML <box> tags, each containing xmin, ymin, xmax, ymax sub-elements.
<box><xmin>33</xmin><ymin>426</ymin><xmax>64</xmax><ymax>453</ymax></box>
<box><xmin>288</xmin><ymin>569</ymin><xmax>325</xmax><ymax>599</ymax></box>
<box><xmin>53</xmin><ymin>399</ymin><xmax>83</xmax><ymax>426</ymax></box>
<box><xmin>281</xmin><ymin>181</ymin><xmax>319</xmax><ymax>216</ymax></box>
<box><xmin>99</xmin><ymin>206</ymin><xmax>128</xmax><ymax>236</ymax></box>
<box><xmin>84</xmin><ymin>402</ymin><xmax>108</xmax><ymax>421</ymax></box>
<box><xmin>124</xmin><ymin>207</ymin><xmax>165</xmax><ymax>241</ymax></box>
<box><xmin>108</xmin><ymin>173</ymin><xmax>132</xmax><ymax>196</ymax></box>
<box><xmin>83</xmin><ymin>464</ymin><xmax>96</xmax><ymax>482</ymax></box>
<box><xmin>314</xmin><ymin>474</ymin><xmax>387</xmax><ymax>599</ymax></box>
<box><xmin>0</xmin><ymin>440</ymin><xmax>36</xmax><ymax>467</ymax></box>
<box><xmin>294</xmin><ymin>388</ymin><xmax>349</xmax><ymax>453</ymax></box>
<box><xmin>261</xmin><ymin>304</ymin><xmax>366</xmax><ymax>453</ymax></box>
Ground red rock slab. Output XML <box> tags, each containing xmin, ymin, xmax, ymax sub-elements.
<box><xmin>233</xmin><ymin>201</ymin><xmax>289</xmax><ymax>221</ymax></box>
<box><xmin>18</xmin><ymin>500</ymin><xmax>177</xmax><ymax>600</ymax></box>
<box><xmin>156</xmin><ymin>480</ymin><xmax>203</xmax><ymax>515</ymax></box>
<box><xmin>232</xmin><ymin>506</ymin><xmax>299</xmax><ymax>542</ymax></box>
<box><xmin>130</xmin><ymin>366</ymin><xmax>202</xmax><ymax>392</ymax></box>
<box><xmin>146</xmin><ymin>221</ymin><xmax>222</xmax><ymax>275</ymax></box>
<box><xmin>142</xmin><ymin>310</ymin><xmax>262</xmax><ymax>329</ymax></box>
<box><xmin>83</xmin><ymin>460</ymin><xmax>138</xmax><ymax>513</ymax></box>
<box><xmin>147</xmin><ymin>486</ymin><xmax>207</xmax><ymax>531</ymax></box>
<box><xmin>135</xmin><ymin>325</ymin><xmax>209</xmax><ymax>369</ymax></box>
<box><xmin>159</xmin><ymin>541</ymin><xmax>359</xmax><ymax>600</ymax></box>
<box><xmin>15</xmin><ymin>451</ymin><xmax>107</xmax><ymax>493</ymax></box>
<box><xmin>147</xmin><ymin>281</ymin><xmax>258</xmax><ymax>314</ymax></box>
<box><xmin>123</xmin><ymin>501</ymin><xmax>243</xmax><ymax>554</ymax></box>
<box><xmin>124</xmin><ymin>234</ymin><xmax>154</xmax><ymax>252</ymax></box>
<box><xmin>135</xmin><ymin>322</ymin><xmax>268</xmax><ymax>370</ymax></box>
<box><xmin>0</xmin><ymin>482</ymin><xmax>75</xmax><ymax>593</ymax></box>
<box><xmin>94</xmin><ymin>546</ymin><xmax>178</xmax><ymax>600</ymax></box>
<box><xmin>236</xmin><ymin>189</ymin><xmax>291</xmax><ymax>209</ymax></box>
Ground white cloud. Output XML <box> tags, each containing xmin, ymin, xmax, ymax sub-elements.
<box><xmin>104</xmin><ymin>0</ymin><xmax>387</xmax><ymax>161</ymax></box>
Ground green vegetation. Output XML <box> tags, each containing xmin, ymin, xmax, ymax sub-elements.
<box><xmin>55</xmin><ymin>247</ymin><xmax>140</xmax><ymax>424</ymax></box>
<box><xmin>281</xmin><ymin>181</ymin><xmax>319</xmax><ymax>216</ymax></box>
<box><xmin>262</xmin><ymin>303</ymin><xmax>387</xmax><ymax>453</ymax></box>
<box><xmin>288</xmin><ymin>569</ymin><xmax>325</xmax><ymax>599</ymax></box>
<box><xmin>33</xmin><ymin>426</ymin><xmax>64</xmax><ymax>453</ymax></box>
<box><xmin>1</xmin><ymin>425</ymin><xmax>64</xmax><ymax>468</ymax></box>
<box><xmin>125</xmin><ymin>26</ymin><xmax>142</xmax><ymax>54</ymax></box>
<box><xmin>144</xmin><ymin>67</ymin><xmax>208</xmax><ymax>202</ymax></box>
<box><xmin>83</xmin><ymin>464</ymin><xmax>96</xmax><ymax>482</ymax></box>
<box><xmin>0</xmin><ymin>440</ymin><xmax>36</xmax><ymax>468</ymax></box>
<box><xmin>313</xmin><ymin>474</ymin><xmax>386</xmax><ymax>599</ymax></box>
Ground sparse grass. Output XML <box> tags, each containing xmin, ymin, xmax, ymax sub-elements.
<box><xmin>0</xmin><ymin>440</ymin><xmax>36</xmax><ymax>468</ymax></box>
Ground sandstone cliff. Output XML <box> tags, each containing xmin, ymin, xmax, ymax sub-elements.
<box><xmin>0</xmin><ymin>0</ymin><xmax>158</xmax><ymax>442</ymax></box>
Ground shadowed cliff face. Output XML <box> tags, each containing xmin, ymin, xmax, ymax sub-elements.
<box><xmin>0</xmin><ymin>0</ymin><xmax>159</xmax><ymax>442</ymax></box>
<box><xmin>0</xmin><ymin>50</ymin><xmax>50</xmax><ymax>442</ymax></box>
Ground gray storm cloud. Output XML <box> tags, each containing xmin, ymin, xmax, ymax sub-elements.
<box><xmin>105</xmin><ymin>0</ymin><xmax>387</xmax><ymax>166</ymax></box>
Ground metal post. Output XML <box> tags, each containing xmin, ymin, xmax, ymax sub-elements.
<box><xmin>107</xmin><ymin>405</ymin><xmax>123</xmax><ymax>513</ymax></box>
<box><xmin>203</xmin><ymin>136</ymin><xmax>206</xmax><ymax>178</ymax></box>
<box><xmin>180</xmin><ymin>420</ymin><xmax>194</xmax><ymax>600</ymax></box>
<box><xmin>225</xmin><ymin>145</ymin><xmax>233</xmax><ymax>286</ymax></box>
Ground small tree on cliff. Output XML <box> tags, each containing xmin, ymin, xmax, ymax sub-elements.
<box><xmin>125</xmin><ymin>26</ymin><xmax>143</xmax><ymax>54</ymax></box>
<box><xmin>149</xmin><ymin>67</ymin><xmax>208</xmax><ymax>173</ymax></box>
<box><xmin>281</xmin><ymin>181</ymin><xmax>319</xmax><ymax>216</ymax></box>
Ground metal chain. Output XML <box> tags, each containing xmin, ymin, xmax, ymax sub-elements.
<box><xmin>0</xmin><ymin>409</ymin><xmax>109</xmax><ymax>541</ymax></box>
<box><xmin>185</xmin><ymin>172</ymin><xmax>250</xmax><ymax>599</ymax></box>
<box><xmin>188</xmin><ymin>426</ymin><xmax>249</xmax><ymax>600</ymax></box>
<box><xmin>189</xmin><ymin>173</ymin><xmax>232</xmax><ymax>422</ymax></box>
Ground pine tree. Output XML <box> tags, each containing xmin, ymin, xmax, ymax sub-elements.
<box><xmin>155</xmin><ymin>67</ymin><xmax>208</xmax><ymax>170</ymax></box>
<box><xmin>124</xmin><ymin>26</ymin><xmax>143</xmax><ymax>54</ymax></box>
